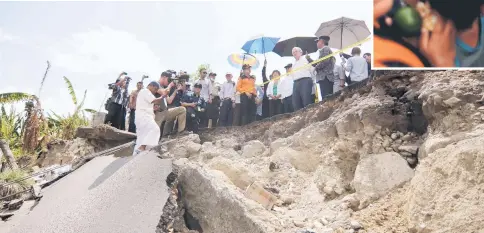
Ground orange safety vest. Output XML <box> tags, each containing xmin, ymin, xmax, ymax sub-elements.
<box><xmin>374</xmin><ymin>20</ymin><xmax>431</xmax><ymax>68</ymax></box>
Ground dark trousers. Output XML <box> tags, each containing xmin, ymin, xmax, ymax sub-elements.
<box><xmin>269</xmin><ymin>99</ymin><xmax>282</xmax><ymax>117</ymax></box>
<box><xmin>185</xmin><ymin>107</ymin><xmax>201</xmax><ymax>133</ymax></box>
<box><xmin>206</xmin><ymin>96</ymin><xmax>220</xmax><ymax>127</ymax></box>
<box><xmin>292</xmin><ymin>77</ymin><xmax>313</xmax><ymax>111</ymax></box>
<box><xmin>282</xmin><ymin>96</ymin><xmax>294</xmax><ymax>114</ymax></box>
<box><xmin>199</xmin><ymin>111</ymin><xmax>208</xmax><ymax>128</ymax></box>
<box><xmin>104</xmin><ymin>102</ymin><xmax>123</xmax><ymax>129</ymax></box>
<box><xmin>128</xmin><ymin>109</ymin><xmax>136</xmax><ymax>133</ymax></box>
<box><xmin>119</xmin><ymin>107</ymin><xmax>126</xmax><ymax>130</ymax></box>
<box><xmin>240</xmin><ymin>93</ymin><xmax>256</xmax><ymax>125</ymax></box>
<box><xmin>219</xmin><ymin>99</ymin><xmax>233</xmax><ymax>127</ymax></box>
<box><xmin>318</xmin><ymin>78</ymin><xmax>334</xmax><ymax>98</ymax></box>
<box><xmin>233</xmin><ymin>103</ymin><xmax>241</xmax><ymax>126</ymax></box>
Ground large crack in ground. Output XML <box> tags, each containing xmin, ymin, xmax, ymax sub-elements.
<box><xmin>154</xmin><ymin>71</ymin><xmax>484</xmax><ymax>233</ymax></box>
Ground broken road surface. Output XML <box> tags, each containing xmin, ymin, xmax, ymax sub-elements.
<box><xmin>5</xmin><ymin>151</ymin><xmax>171</xmax><ymax>233</ymax></box>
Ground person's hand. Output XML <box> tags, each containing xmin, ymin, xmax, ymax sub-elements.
<box><xmin>177</xmin><ymin>84</ymin><xmax>183</xmax><ymax>91</ymax></box>
<box><xmin>276</xmin><ymin>94</ymin><xmax>281</xmax><ymax>99</ymax></box>
<box><xmin>208</xmin><ymin>99</ymin><xmax>212</xmax><ymax>104</ymax></box>
<box><xmin>168</xmin><ymin>82</ymin><xmax>175</xmax><ymax>88</ymax></box>
<box><xmin>247</xmin><ymin>93</ymin><xmax>252</xmax><ymax>98</ymax></box>
<box><xmin>305</xmin><ymin>51</ymin><xmax>311</xmax><ymax>60</ymax></box>
<box><xmin>419</xmin><ymin>12</ymin><xmax>456</xmax><ymax>67</ymax></box>
<box><xmin>340</xmin><ymin>79</ymin><xmax>345</xmax><ymax>88</ymax></box>
<box><xmin>154</xmin><ymin>105</ymin><xmax>160</xmax><ymax>111</ymax></box>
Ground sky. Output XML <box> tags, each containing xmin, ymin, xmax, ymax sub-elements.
<box><xmin>0</xmin><ymin>0</ymin><xmax>372</xmax><ymax>116</ymax></box>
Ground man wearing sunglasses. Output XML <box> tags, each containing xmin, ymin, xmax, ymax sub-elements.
<box><xmin>195</xmin><ymin>68</ymin><xmax>213</xmax><ymax>127</ymax></box>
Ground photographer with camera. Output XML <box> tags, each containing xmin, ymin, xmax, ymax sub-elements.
<box><xmin>104</xmin><ymin>72</ymin><xmax>131</xmax><ymax>130</ymax></box>
<box><xmin>180</xmin><ymin>83</ymin><xmax>206</xmax><ymax>133</ymax></box>
<box><xmin>154</xmin><ymin>71</ymin><xmax>187</xmax><ymax>137</ymax></box>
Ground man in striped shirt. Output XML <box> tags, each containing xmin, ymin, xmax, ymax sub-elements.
<box><xmin>104</xmin><ymin>72</ymin><xmax>131</xmax><ymax>130</ymax></box>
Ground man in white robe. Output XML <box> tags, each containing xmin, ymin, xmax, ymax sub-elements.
<box><xmin>134</xmin><ymin>81</ymin><xmax>164</xmax><ymax>154</ymax></box>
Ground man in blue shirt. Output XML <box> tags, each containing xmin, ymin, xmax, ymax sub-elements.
<box><xmin>181</xmin><ymin>83</ymin><xmax>206</xmax><ymax>133</ymax></box>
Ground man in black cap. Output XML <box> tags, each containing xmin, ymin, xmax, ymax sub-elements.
<box><xmin>279</xmin><ymin>63</ymin><xmax>294</xmax><ymax>114</ymax></box>
<box><xmin>306</xmin><ymin>36</ymin><xmax>335</xmax><ymax>99</ymax></box>
<box><xmin>181</xmin><ymin>83</ymin><xmax>206</xmax><ymax>133</ymax></box>
<box><xmin>105</xmin><ymin>71</ymin><xmax>131</xmax><ymax>130</ymax></box>
<box><xmin>154</xmin><ymin>71</ymin><xmax>187</xmax><ymax>137</ymax></box>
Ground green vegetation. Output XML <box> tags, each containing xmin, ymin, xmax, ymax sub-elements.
<box><xmin>0</xmin><ymin>61</ymin><xmax>94</xmax><ymax>192</ymax></box>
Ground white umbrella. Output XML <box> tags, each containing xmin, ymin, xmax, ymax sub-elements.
<box><xmin>315</xmin><ymin>17</ymin><xmax>371</xmax><ymax>49</ymax></box>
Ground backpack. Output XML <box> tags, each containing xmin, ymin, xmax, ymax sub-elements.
<box><xmin>104</xmin><ymin>97</ymin><xmax>112</xmax><ymax>111</ymax></box>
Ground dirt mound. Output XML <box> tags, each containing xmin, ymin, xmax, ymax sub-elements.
<box><xmin>161</xmin><ymin>71</ymin><xmax>484</xmax><ymax>233</ymax></box>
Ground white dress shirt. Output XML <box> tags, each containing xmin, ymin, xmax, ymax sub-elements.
<box><xmin>219</xmin><ymin>81</ymin><xmax>236</xmax><ymax>100</ymax></box>
<box><xmin>291</xmin><ymin>56</ymin><xmax>313</xmax><ymax>81</ymax></box>
<box><xmin>278</xmin><ymin>75</ymin><xmax>294</xmax><ymax>99</ymax></box>
<box><xmin>195</xmin><ymin>78</ymin><xmax>212</xmax><ymax>101</ymax></box>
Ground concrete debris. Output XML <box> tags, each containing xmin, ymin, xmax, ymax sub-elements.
<box><xmin>7</xmin><ymin>199</ymin><xmax>23</xmax><ymax>210</ymax></box>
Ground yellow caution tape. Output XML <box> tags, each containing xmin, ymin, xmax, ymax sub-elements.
<box><xmin>258</xmin><ymin>36</ymin><xmax>372</xmax><ymax>86</ymax></box>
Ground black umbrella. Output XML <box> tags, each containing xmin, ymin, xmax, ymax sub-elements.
<box><xmin>273</xmin><ymin>37</ymin><xmax>318</xmax><ymax>57</ymax></box>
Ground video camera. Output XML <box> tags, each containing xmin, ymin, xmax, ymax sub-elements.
<box><xmin>164</xmin><ymin>70</ymin><xmax>190</xmax><ymax>85</ymax></box>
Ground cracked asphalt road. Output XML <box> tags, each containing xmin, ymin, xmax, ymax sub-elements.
<box><xmin>5</xmin><ymin>151</ymin><xmax>171</xmax><ymax>233</ymax></box>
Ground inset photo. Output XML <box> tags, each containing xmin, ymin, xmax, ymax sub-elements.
<box><xmin>373</xmin><ymin>0</ymin><xmax>484</xmax><ymax>68</ymax></box>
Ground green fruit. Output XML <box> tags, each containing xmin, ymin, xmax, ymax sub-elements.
<box><xmin>394</xmin><ymin>6</ymin><xmax>422</xmax><ymax>36</ymax></box>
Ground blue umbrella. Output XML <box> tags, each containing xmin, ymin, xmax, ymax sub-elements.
<box><xmin>241</xmin><ymin>35</ymin><xmax>280</xmax><ymax>58</ymax></box>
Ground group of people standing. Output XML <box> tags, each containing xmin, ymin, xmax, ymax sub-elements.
<box><xmin>103</xmin><ymin>35</ymin><xmax>372</xmax><ymax>154</ymax></box>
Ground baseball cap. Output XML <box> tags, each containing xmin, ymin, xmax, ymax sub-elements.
<box><xmin>315</xmin><ymin>36</ymin><xmax>330</xmax><ymax>42</ymax></box>
<box><xmin>225</xmin><ymin>72</ymin><xmax>233</xmax><ymax>76</ymax></box>
<box><xmin>194</xmin><ymin>83</ymin><xmax>202</xmax><ymax>88</ymax></box>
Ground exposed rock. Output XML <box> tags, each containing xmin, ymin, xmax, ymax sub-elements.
<box><xmin>352</xmin><ymin>152</ymin><xmax>414</xmax><ymax>196</ymax></box>
<box><xmin>242</xmin><ymin>140</ymin><xmax>267</xmax><ymax>158</ymax></box>
<box><xmin>350</xmin><ymin>220</ymin><xmax>362</xmax><ymax>230</ymax></box>
<box><xmin>398</xmin><ymin>145</ymin><xmax>419</xmax><ymax>155</ymax></box>
<box><xmin>443</xmin><ymin>96</ymin><xmax>462</xmax><ymax>108</ymax></box>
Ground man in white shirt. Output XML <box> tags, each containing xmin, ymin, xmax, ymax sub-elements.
<box><xmin>291</xmin><ymin>47</ymin><xmax>314</xmax><ymax>111</ymax></box>
<box><xmin>279</xmin><ymin>63</ymin><xmax>294</xmax><ymax>114</ymax></box>
<box><xmin>134</xmin><ymin>81</ymin><xmax>165</xmax><ymax>155</ymax></box>
<box><xmin>206</xmin><ymin>72</ymin><xmax>220</xmax><ymax>128</ymax></box>
<box><xmin>195</xmin><ymin>68</ymin><xmax>212</xmax><ymax>127</ymax></box>
<box><xmin>218</xmin><ymin>72</ymin><xmax>236</xmax><ymax>126</ymax></box>
<box><xmin>342</xmin><ymin>47</ymin><xmax>368</xmax><ymax>82</ymax></box>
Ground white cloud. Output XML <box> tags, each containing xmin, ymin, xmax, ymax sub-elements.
<box><xmin>0</xmin><ymin>28</ymin><xmax>15</xmax><ymax>43</ymax></box>
<box><xmin>49</xmin><ymin>26</ymin><xmax>163</xmax><ymax>77</ymax></box>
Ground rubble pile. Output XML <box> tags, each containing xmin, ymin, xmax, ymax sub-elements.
<box><xmin>159</xmin><ymin>71</ymin><xmax>484</xmax><ymax>233</ymax></box>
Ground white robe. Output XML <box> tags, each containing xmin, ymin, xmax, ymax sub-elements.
<box><xmin>135</xmin><ymin>89</ymin><xmax>160</xmax><ymax>147</ymax></box>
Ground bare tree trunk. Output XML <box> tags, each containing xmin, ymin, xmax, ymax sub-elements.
<box><xmin>0</xmin><ymin>149</ymin><xmax>3</xmax><ymax>171</ymax></box>
<box><xmin>0</xmin><ymin>139</ymin><xmax>19</xmax><ymax>170</ymax></box>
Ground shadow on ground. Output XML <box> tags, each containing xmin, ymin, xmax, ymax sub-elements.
<box><xmin>88</xmin><ymin>156</ymin><xmax>132</xmax><ymax>190</ymax></box>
